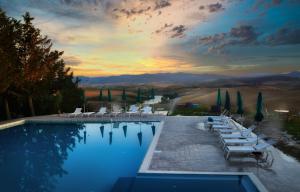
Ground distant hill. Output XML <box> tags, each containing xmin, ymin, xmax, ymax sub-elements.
<box><xmin>78</xmin><ymin>73</ymin><xmax>228</xmax><ymax>87</ymax></box>
<box><xmin>284</xmin><ymin>71</ymin><xmax>300</xmax><ymax>78</ymax></box>
<box><xmin>78</xmin><ymin>71</ymin><xmax>300</xmax><ymax>87</ymax></box>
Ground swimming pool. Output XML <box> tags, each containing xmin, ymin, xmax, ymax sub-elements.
<box><xmin>0</xmin><ymin>122</ymin><xmax>159</xmax><ymax>192</ymax></box>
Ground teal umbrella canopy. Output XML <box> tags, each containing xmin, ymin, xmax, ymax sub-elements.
<box><xmin>99</xmin><ymin>88</ymin><xmax>103</xmax><ymax>102</ymax></box>
<box><xmin>151</xmin><ymin>88</ymin><xmax>155</xmax><ymax>99</ymax></box>
<box><xmin>255</xmin><ymin>92</ymin><xmax>264</xmax><ymax>123</ymax></box>
<box><xmin>136</xmin><ymin>88</ymin><xmax>141</xmax><ymax>103</ymax></box>
<box><xmin>224</xmin><ymin>90</ymin><xmax>231</xmax><ymax>111</ymax></box>
<box><xmin>122</xmin><ymin>88</ymin><xmax>127</xmax><ymax>101</ymax></box>
<box><xmin>236</xmin><ymin>91</ymin><xmax>244</xmax><ymax>115</ymax></box>
<box><xmin>216</xmin><ymin>88</ymin><xmax>222</xmax><ymax>107</ymax></box>
<box><xmin>108</xmin><ymin>89</ymin><xmax>112</xmax><ymax>102</ymax></box>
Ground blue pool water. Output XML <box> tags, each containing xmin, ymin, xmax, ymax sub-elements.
<box><xmin>0</xmin><ymin>122</ymin><xmax>158</xmax><ymax>192</ymax></box>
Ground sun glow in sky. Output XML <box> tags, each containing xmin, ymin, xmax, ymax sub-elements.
<box><xmin>1</xmin><ymin>0</ymin><xmax>300</xmax><ymax>76</ymax></box>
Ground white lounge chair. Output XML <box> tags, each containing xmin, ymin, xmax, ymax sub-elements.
<box><xmin>82</xmin><ymin>112</ymin><xmax>95</xmax><ymax>117</ymax></box>
<box><xmin>68</xmin><ymin>108</ymin><xmax>82</xmax><ymax>117</ymax></box>
<box><xmin>95</xmin><ymin>107</ymin><xmax>107</xmax><ymax>116</ymax></box>
<box><xmin>220</xmin><ymin>125</ymin><xmax>256</xmax><ymax>139</ymax></box>
<box><xmin>221</xmin><ymin>137</ymin><xmax>257</xmax><ymax>148</ymax></box>
<box><xmin>224</xmin><ymin>142</ymin><xmax>270</xmax><ymax>159</ymax></box>
<box><xmin>127</xmin><ymin>105</ymin><xmax>140</xmax><ymax>116</ymax></box>
<box><xmin>218</xmin><ymin>125</ymin><xmax>255</xmax><ymax>134</ymax></box>
<box><xmin>141</xmin><ymin>106</ymin><xmax>153</xmax><ymax>115</ymax></box>
<box><xmin>212</xmin><ymin>124</ymin><xmax>232</xmax><ymax>130</ymax></box>
<box><xmin>111</xmin><ymin>105</ymin><xmax>122</xmax><ymax>116</ymax></box>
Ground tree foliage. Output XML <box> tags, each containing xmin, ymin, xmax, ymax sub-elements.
<box><xmin>0</xmin><ymin>10</ymin><xmax>84</xmax><ymax>120</ymax></box>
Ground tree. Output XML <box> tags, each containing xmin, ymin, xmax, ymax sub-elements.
<box><xmin>17</xmin><ymin>12</ymin><xmax>61</xmax><ymax>116</ymax></box>
<box><xmin>224</xmin><ymin>90</ymin><xmax>231</xmax><ymax>112</ymax></box>
<box><xmin>0</xmin><ymin>11</ymin><xmax>84</xmax><ymax>120</ymax></box>
<box><xmin>0</xmin><ymin>9</ymin><xmax>21</xmax><ymax>119</ymax></box>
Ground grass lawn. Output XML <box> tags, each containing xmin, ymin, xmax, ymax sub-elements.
<box><xmin>172</xmin><ymin>106</ymin><xmax>212</xmax><ymax>116</ymax></box>
<box><xmin>285</xmin><ymin>117</ymin><xmax>300</xmax><ymax>140</ymax></box>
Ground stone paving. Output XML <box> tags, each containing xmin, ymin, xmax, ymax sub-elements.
<box><xmin>149</xmin><ymin>116</ymin><xmax>300</xmax><ymax>192</ymax></box>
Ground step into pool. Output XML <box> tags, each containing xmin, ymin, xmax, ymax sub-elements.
<box><xmin>0</xmin><ymin>122</ymin><xmax>159</xmax><ymax>192</ymax></box>
<box><xmin>112</xmin><ymin>173</ymin><xmax>266</xmax><ymax>192</ymax></box>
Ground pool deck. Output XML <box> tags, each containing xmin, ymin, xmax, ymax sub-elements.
<box><xmin>1</xmin><ymin>115</ymin><xmax>300</xmax><ymax>191</ymax></box>
<box><xmin>141</xmin><ymin>116</ymin><xmax>300</xmax><ymax>192</ymax></box>
<box><xmin>0</xmin><ymin>114</ymin><xmax>166</xmax><ymax>130</ymax></box>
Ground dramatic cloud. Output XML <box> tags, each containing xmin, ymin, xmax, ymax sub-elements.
<box><xmin>154</xmin><ymin>0</ymin><xmax>171</xmax><ymax>10</ymax></box>
<box><xmin>266</xmin><ymin>27</ymin><xmax>300</xmax><ymax>45</ymax></box>
<box><xmin>64</xmin><ymin>55</ymin><xmax>82</xmax><ymax>66</ymax></box>
<box><xmin>199</xmin><ymin>25</ymin><xmax>258</xmax><ymax>53</ymax></box>
<box><xmin>207</xmin><ymin>3</ymin><xmax>224</xmax><ymax>12</ymax></box>
<box><xmin>170</xmin><ymin>25</ymin><xmax>187</xmax><ymax>38</ymax></box>
<box><xmin>230</xmin><ymin>25</ymin><xmax>258</xmax><ymax>44</ymax></box>
<box><xmin>1</xmin><ymin>0</ymin><xmax>299</xmax><ymax>76</ymax></box>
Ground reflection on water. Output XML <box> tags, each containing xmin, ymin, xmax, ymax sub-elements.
<box><xmin>0</xmin><ymin>122</ymin><xmax>159</xmax><ymax>192</ymax></box>
<box><xmin>123</xmin><ymin>125</ymin><xmax>128</xmax><ymax>137</ymax></box>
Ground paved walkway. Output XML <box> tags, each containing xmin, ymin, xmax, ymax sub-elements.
<box><xmin>149</xmin><ymin>116</ymin><xmax>300</xmax><ymax>192</ymax></box>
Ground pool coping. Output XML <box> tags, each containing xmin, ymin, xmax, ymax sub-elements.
<box><xmin>0</xmin><ymin>119</ymin><xmax>26</xmax><ymax>130</ymax></box>
<box><xmin>139</xmin><ymin>121</ymin><xmax>165</xmax><ymax>172</ymax></box>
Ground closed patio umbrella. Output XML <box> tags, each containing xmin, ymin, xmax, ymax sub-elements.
<box><xmin>224</xmin><ymin>90</ymin><xmax>231</xmax><ymax>112</ymax></box>
<box><xmin>236</xmin><ymin>91</ymin><xmax>244</xmax><ymax>116</ymax></box>
<box><xmin>216</xmin><ymin>88</ymin><xmax>222</xmax><ymax>113</ymax></box>
<box><xmin>108</xmin><ymin>88</ymin><xmax>112</xmax><ymax>102</ymax></box>
<box><xmin>255</xmin><ymin>92</ymin><xmax>264</xmax><ymax>123</ymax></box>
<box><xmin>136</xmin><ymin>88</ymin><xmax>141</xmax><ymax>103</ymax></box>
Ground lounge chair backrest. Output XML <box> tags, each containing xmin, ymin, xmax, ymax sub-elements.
<box><xmin>241</xmin><ymin>129</ymin><xmax>252</xmax><ymax>137</ymax></box>
<box><xmin>142</xmin><ymin>106</ymin><xmax>151</xmax><ymax>111</ymax></box>
<box><xmin>99</xmin><ymin>107</ymin><xmax>106</xmax><ymax>113</ymax></box>
<box><xmin>247</xmin><ymin>137</ymin><xmax>257</xmax><ymax>142</ymax></box>
<box><xmin>129</xmin><ymin>105</ymin><xmax>138</xmax><ymax>112</ymax></box>
<box><xmin>74</xmin><ymin>108</ymin><xmax>82</xmax><ymax>113</ymax></box>
<box><xmin>254</xmin><ymin>143</ymin><xmax>270</xmax><ymax>151</ymax></box>
<box><xmin>248</xmin><ymin>125</ymin><xmax>256</xmax><ymax>131</ymax></box>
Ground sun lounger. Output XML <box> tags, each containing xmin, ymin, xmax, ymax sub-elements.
<box><xmin>141</xmin><ymin>106</ymin><xmax>153</xmax><ymax>115</ymax></box>
<box><xmin>68</xmin><ymin>108</ymin><xmax>82</xmax><ymax>117</ymax></box>
<box><xmin>220</xmin><ymin>125</ymin><xmax>256</xmax><ymax>139</ymax></box>
<box><xmin>82</xmin><ymin>112</ymin><xmax>95</xmax><ymax>117</ymax></box>
<box><xmin>127</xmin><ymin>105</ymin><xmax>140</xmax><ymax>116</ymax></box>
<box><xmin>95</xmin><ymin>107</ymin><xmax>107</xmax><ymax>116</ymax></box>
<box><xmin>218</xmin><ymin>124</ymin><xmax>255</xmax><ymax>134</ymax></box>
<box><xmin>212</xmin><ymin>124</ymin><xmax>231</xmax><ymax>130</ymax></box>
<box><xmin>111</xmin><ymin>105</ymin><xmax>123</xmax><ymax>116</ymax></box>
<box><xmin>221</xmin><ymin>137</ymin><xmax>257</xmax><ymax>148</ymax></box>
<box><xmin>224</xmin><ymin>142</ymin><xmax>270</xmax><ymax>159</ymax></box>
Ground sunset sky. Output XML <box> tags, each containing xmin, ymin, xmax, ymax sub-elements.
<box><xmin>1</xmin><ymin>0</ymin><xmax>300</xmax><ymax>76</ymax></box>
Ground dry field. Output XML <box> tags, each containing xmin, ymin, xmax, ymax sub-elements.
<box><xmin>177</xmin><ymin>86</ymin><xmax>300</xmax><ymax>114</ymax></box>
